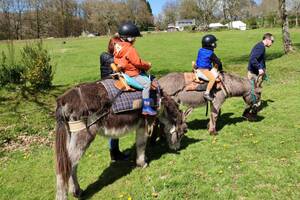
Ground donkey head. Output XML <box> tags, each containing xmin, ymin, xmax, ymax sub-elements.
<box><xmin>243</xmin><ymin>75</ymin><xmax>264</xmax><ymax>114</ymax></box>
<box><xmin>158</xmin><ymin>94</ymin><xmax>192</xmax><ymax>150</ymax></box>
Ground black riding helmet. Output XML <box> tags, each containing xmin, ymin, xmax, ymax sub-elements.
<box><xmin>202</xmin><ymin>34</ymin><xmax>217</xmax><ymax>48</ymax></box>
<box><xmin>118</xmin><ymin>22</ymin><xmax>142</xmax><ymax>38</ymax></box>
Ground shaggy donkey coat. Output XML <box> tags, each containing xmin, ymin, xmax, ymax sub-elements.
<box><xmin>55</xmin><ymin>82</ymin><xmax>190</xmax><ymax>200</ymax></box>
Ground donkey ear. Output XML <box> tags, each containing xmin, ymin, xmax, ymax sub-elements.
<box><xmin>183</xmin><ymin>107</ymin><xmax>193</xmax><ymax>119</ymax></box>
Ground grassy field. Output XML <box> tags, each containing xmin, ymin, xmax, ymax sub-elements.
<box><xmin>0</xmin><ymin>28</ymin><xmax>300</xmax><ymax>200</ymax></box>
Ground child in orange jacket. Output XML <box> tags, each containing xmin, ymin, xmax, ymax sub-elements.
<box><xmin>114</xmin><ymin>22</ymin><xmax>156</xmax><ymax>116</ymax></box>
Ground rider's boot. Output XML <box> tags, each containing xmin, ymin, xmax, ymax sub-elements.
<box><xmin>204</xmin><ymin>91</ymin><xmax>214</xmax><ymax>101</ymax></box>
<box><xmin>142</xmin><ymin>98</ymin><xmax>157</xmax><ymax>116</ymax></box>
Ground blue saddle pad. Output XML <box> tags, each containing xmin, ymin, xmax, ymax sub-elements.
<box><xmin>101</xmin><ymin>79</ymin><xmax>142</xmax><ymax>113</ymax></box>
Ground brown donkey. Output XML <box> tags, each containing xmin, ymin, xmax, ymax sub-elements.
<box><xmin>158</xmin><ymin>72</ymin><xmax>263</xmax><ymax>135</ymax></box>
<box><xmin>54</xmin><ymin>81</ymin><xmax>191</xmax><ymax>200</ymax></box>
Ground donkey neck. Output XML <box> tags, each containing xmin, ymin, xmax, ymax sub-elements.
<box><xmin>224</xmin><ymin>73</ymin><xmax>251</xmax><ymax>97</ymax></box>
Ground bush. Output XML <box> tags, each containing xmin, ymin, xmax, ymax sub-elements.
<box><xmin>247</xmin><ymin>17</ymin><xmax>258</xmax><ymax>29</ymax></box>
<box><xmin>0</xmin><ymin>41</ymin><xmax>25</xmax><ymax>86</ymax></box>
<box><xmin>21</xmin><ymin>41</ymin><xmax>54</xmax><ymax>89</ymax></box>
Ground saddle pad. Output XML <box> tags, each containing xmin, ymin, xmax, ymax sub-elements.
<box><xmin>101</xmin><ymin>79</ymin><xmax>142</xmax><ymax>113</ymax></box>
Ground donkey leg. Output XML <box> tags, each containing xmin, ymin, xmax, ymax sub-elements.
<box><xmin>67</xmin><ymin>129</ymin><xmax>96</xmax><ymax>197</ymax></box>
<box><xmin>56</xmin><ymin>174</ymin><xmax>68</xmax><ymax>200</ymax></box>
<box><xmin>135</xmin><ymin>125</ymin><xmax>148</xmax><ymax>168</ymax></box>
<box><xmin>209</xmin><ymin>92</ymin><xmax>226</xmax><ymax>135</ymax></box>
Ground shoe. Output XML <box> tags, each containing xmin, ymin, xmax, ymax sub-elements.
<box><xmin>142</xmin><ymin>98</ymin><xmax>157</xmax><ymax>116</ymax></box>
<box><xmin>110</xmin><ymin>150</ymin><xmax>129</xmax><ymax>162</ymax></box>
<box><xmin>203</xmin><ymin>92</ymin><xmax>214</xmax><ymax>101</ymax></box>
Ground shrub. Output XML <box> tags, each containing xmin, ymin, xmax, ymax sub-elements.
<box><xmin>21</xmin><ymin>41</ymin><xmax>54</xmax><ymax>89</ymax></box>
<box><xmin>0</xmin><ymin>41</ymin><xmax>25</xmax><ymax>86</ymax></box>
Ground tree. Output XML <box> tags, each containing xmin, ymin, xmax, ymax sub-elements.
<box><xmin>0</xmin><ymin>0</ymin><xmax>13</xmax><ymax>39</ymax></box>
<box><xmin>179</xmin><ymin>0</ymin><xmax>202</xmax><ymax>22</ymax></box>
<box><xmin>289</xmin><ymin>0</ymin><xmax>300</xmax><ymax>26</ymax></box>
<box><xmin>162</xmin><ymin>0</ymin><xmax>179</xmax><ymax>26</ymax></box>
<box><xmin>279</xmin><ymin>0</ymin><xmax>294</xmax><ymax>53</ymax></box>
<box><xmin>126</xmin><ymin>0</ymin><xmax>154</xmax><ymax>31</ymax></box>
<box><xmin>196</xmin><ymin>0</ymin><xmax>219</xmax><ymax>28</ymax></box>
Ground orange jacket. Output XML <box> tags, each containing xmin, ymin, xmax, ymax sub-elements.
<box><xmin>114</xmin><ymin>41</ymin><xmax>151</xmax><ymax>77</ymax></box>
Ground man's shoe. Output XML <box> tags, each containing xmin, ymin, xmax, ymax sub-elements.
<box><xmin>110</xmin><ymin>150</ymin><xmax>129</xmax><ymax>162</ymax></box>
<box><xmin>204</xmin><ymin>92</ymin><xmax>214</xmax><ymax>101</ymax></box>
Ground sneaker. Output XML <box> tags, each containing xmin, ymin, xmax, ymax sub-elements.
<box><xmin>204</xmin><ymin>92</ymin><xmax>213</xmax><ymax>101</ymax></box>
<box><xmin>110</xmin><ymin>150</ymin><xmax>129</xmax><ymax>162</ymax></box>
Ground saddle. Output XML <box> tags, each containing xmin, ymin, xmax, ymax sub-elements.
<box><xmin>110</xmin><ymin>63</ymin><xmax>158</xmax><ymax>92</ymax></box>
<box><xmin>101</xmin><ymin>63</ymin><xmax>160</xmax><ymax>114</ymax></box>
<box><xmin>185</xmin><ymin>61</ymin><xmax>224</xmax><ymax>92</ymax></box>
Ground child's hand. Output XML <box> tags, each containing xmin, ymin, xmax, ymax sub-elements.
<box><xmin>148</xmin><ymin>62</ymin><xmax>152</xmax><ymax>67</ymax></box>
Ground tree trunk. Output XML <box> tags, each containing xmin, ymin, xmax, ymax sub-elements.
<box><xmin>279</xmin><ymin>0</ymin><xmax>293</xmax><ymax>54</ymax></box>
<box><xmin>296</xmin><ymin>13</ymin><xmax>298</xmax><ymax>27</ymax></box>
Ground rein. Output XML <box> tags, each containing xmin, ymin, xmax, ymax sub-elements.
<box><xmin>250</xmin><ymin>79</ymin><xmax>257</xmax><ymax>104</ymax></box>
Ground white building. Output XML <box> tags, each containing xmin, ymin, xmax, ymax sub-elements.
<box><xmin>208</xmin><ymin>23</ymin><xmax>226</xmax><ymax>29</ymax></box>
<box><xmin>225</xmin><ymin>21</ymin><xmax>247</xmax><ymax>30</ymax></box>
<box><xmin>167</xmin><ymin>19</ymin><xmax>196</xmax><ymax>31</ymax></box>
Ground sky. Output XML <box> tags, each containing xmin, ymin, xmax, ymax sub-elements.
<box><xmin>148</xmin><ymin>0</ymin><xmax>262</xmax><ymax>16</ymax></box>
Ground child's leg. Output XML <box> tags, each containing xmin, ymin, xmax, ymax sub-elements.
<box><xmin>200</xmin><ymin>69</ymin><xmax>216</xmax><ymax>93</ymax></box>
<box><xmin>131</xmin><ymin>75</ymin><xmax>151</xmax><ymax>99</ymax></box>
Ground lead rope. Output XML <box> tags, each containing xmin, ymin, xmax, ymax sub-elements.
<box><xmin>251</xmin><ymin>79</ymin><xmax>257</xmax><ymax>104</ymax></box>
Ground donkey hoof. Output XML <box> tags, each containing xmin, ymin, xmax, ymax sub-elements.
<box><xmin>209</xmin><ymin>130</ymin><xmax>218</xmax><ymax>136</ymax></box>
<box><xmin>73</xmin><ymin>188</ymin><xmax>83</xmax><ymax>198</ymax></box>
<box><xmin>136</xmin><ymin>161</ymin><xmax>148</xmax><ymax>168</ymax></box>
<box><xmin>242</xmin><ymin>113</ymin><xmax>257</xmax><ymax>122</ymax></box>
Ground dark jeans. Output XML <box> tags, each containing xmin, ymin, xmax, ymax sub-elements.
<box><xmin>109</xmin><ymin>138</ymin><xmax>119</xmax><ymax>151</ymax></box>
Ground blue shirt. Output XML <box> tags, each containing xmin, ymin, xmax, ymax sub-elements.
<box><xmin>248</xmin><ymin>42</ymin><xmax>266</xmax><ymax>75</ymax></box>
<box><xmin>196</xmin><ymin>48</ymin><xmax>214</xmax><ymax>69</ymax></box>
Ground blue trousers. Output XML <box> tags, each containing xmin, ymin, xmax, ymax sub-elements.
<box><xmin>109</xmin><ymin>138</ymin><xmax>119</xmax><ymax>151</ymax></box>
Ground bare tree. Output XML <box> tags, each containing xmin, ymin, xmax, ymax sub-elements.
<box><xmin>220</xmin><ymin>0</ymin><xmax>251</xmax><ymax>20</ymax></box>
<box><xmin>162</xmin><ymin>0</ymin><xmax>179</xmax><ymax>26</ymax></box>
<box><xmin>279</xmin><ymin>0</ymin><xmax>294</xmax><ymax>53</ymax></box>
<box><xmin>289</xmin><ymin>0</ymin><xmax>300</xmax><ymax>26</ymax></box>
<box><xmin>0</xmin><ymin>0</ymin><xmax>12</xmax><ymax>39</ymax></box>
<box><xmin>196</xmin><ymin>0</ymin><xmax>219</xmax><ymax>28</ymax></box>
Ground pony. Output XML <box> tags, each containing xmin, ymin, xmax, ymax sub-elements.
<box><xmin>54</xmin><ymin>81</ymin><xmax>192</xmax><ymax>200</ymax></box>
<box><xmin>158</xmin><ymin>72</ymin><xmax>263</xmax><ymax>135</ymax></box>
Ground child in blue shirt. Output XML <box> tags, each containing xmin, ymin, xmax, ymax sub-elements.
<box><xmin>195</xmin><ymin>34</ymin><xmax>222</xmax><ymax>101</ymax></box>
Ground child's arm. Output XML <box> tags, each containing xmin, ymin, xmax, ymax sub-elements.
<box><xmin>211</xmin><ymin>53</ymin><xmax>223</xmax><ymax>71</ymax></box>
<box><xmin>126</xmin><ymin>47</ymin><xmax>151</xmax><ymax>71</ymax></box>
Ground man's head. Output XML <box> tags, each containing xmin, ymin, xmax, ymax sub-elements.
<box><xmin>262</xmin><ymin>33</ymin><xmax>274</xmax><ymax>47</ymax></box>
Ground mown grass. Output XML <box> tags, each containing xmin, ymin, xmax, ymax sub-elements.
<box><xmin>0</xmin><ymin>28</ymin><xmax>300</xmax><ymax>200</ymax></box>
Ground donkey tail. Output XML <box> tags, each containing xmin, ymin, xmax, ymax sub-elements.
<box><xmin>55</xmin><ymin>104</ymin><xmax>71</xmax><ymax>186</ymax></box>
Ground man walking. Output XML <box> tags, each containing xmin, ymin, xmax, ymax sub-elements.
<box><xmin>248</xmin><ymin>33</ymin><xmax>274</xmax><ymax>80</ymax></box>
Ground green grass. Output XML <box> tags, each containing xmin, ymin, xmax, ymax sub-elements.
<box><xmin>1</xmin><ymin>28</ymin><xmax>300</xmax><ymax>200</ymax></box>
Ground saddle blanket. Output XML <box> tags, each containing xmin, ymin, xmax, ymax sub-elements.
<box><xmin>101</xmin><ymin>79</ymin><xmax>142</xmax><ymax>113</ymax></box>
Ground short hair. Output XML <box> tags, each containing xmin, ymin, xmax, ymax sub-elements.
<box><xmin>263</xmin><ymin>33</ymin><xmax>273</xmax><ymax>40</ymax></box>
